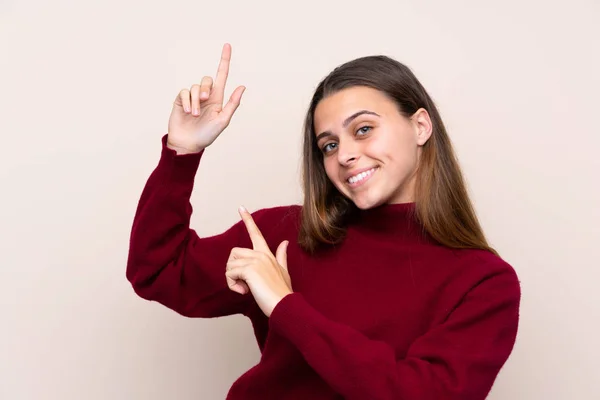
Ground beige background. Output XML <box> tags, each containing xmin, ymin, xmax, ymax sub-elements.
<box><xmin>1</xmin><ymin>0</ymin><xmax>599</xmax><ymax>399</ymax></box>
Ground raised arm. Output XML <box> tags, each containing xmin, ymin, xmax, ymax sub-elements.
<box><xmin>126</xmin><ymin>43</ymin><xmax>252</xmax><ymax>317</ymax></box>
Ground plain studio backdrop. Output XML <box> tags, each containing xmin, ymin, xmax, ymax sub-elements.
<box><xmin>1</xmin><ymin>0</ymin><xmax>598</xmax><ymax>399</ymax></box>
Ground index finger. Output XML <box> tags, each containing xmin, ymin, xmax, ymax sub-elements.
<box><xmin>213</xmin><ymin>43</ymin><xmax>232</xmax><ymax>102</ymax></box>
<box><xmin>238</xmin><ymin>206</ymin><xmax>268</xmax><ymax>251</ymax></box>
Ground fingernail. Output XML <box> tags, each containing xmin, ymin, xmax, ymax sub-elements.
<box><xmin>239</xmin><ymin>205</ymin><xmax>247</xmax><ymax>213</ymax></box>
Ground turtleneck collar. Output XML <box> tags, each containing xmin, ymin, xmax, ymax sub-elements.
<box><xmin>349</xmin><ymin>202</ymin><xmax>433</xmax><ymax>244</ymax></box>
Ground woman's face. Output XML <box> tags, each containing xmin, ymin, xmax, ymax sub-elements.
<box><xmin>313</xmin><ymin>86</ymin><xmax>432</xmax><ymax>210</ymax></box>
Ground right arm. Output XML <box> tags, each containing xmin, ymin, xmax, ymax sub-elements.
<box><xmin>126</xmin><ymin>135</ymin><xmax>258</xmax><ymax>317</ymax></box>
<box><xmin>126</xmin><ymin>43</ymin><xmax>249</xmax><ymax>317</ymax></box>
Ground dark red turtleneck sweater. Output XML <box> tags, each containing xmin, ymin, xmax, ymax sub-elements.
<box><xmin>126</xmin><ymin>135</ymin><xmax>521</xmax><ymax>400</ymax></box>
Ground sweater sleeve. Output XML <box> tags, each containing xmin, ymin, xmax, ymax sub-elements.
<box><xmin>268</xmin><ymin>260</ymin><xmax>521</xmax><ymax>400</ymax></box>
<box><xmin>126</xmin><ymin>134</ymin><xmax>259</xmax><ymax>318</ymax></box>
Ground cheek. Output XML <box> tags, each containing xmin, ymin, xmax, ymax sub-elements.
<box><xmin>323</xmin><ymin>158</ymin><xmax>339</xmax><ymax>182</ymax></box>
<box><xmin>369</xmin><ymin>133</ymin><xmax>419</xmax><ymax>172</ymax></box>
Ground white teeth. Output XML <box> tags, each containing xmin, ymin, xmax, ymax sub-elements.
<box><xmin>347</xmin><ymin>168</ymin><xmax>376</xmax><ymax>184</ymax></box>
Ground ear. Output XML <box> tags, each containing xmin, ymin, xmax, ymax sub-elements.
<box><xmin>411</xmin><ymin>108</ymin><xmax>433</xmax><ymax>146</ymax></box>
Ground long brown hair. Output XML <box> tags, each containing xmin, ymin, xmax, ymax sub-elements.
<box><xmin>298</xmin><ymin>55</ymin><xmax>498</xmax><ymax>257</ymax></box>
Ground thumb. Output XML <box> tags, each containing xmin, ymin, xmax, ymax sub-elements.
<box><xmin>221</xmin><ymin>85</ymin><xmax>246</xmax><ymax>122</ymax></box>
<box><xmin>275</xmin><ymin>240</ymin><xmax>289</xmax><ymax>271</ymax></box>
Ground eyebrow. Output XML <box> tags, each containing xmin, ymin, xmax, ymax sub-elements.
<box><xmin>316</xmin><ymin>110</ymin><xmax>380</xmax><ymax>142</ymax></box>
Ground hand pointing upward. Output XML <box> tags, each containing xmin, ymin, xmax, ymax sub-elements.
<box><xmin>167</xmin><ymin>43</ymin><xmax>246</xmax><ymax>155</ymax></box>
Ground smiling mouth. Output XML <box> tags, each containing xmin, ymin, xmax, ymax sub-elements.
<box><xmin>346</xmin><ymin>167</ymin><xmax>378</xmax><ymax>188</ymax></box>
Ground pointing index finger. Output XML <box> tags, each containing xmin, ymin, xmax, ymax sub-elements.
<box><xmin>238</xmin><ymin>206</ymin><xmax>268</xmax><ymax>251</ymax></box>
<box><xmin>213</xmin><ymin>43</ymin><xmax>232</xmax><ymax>102</ymax></box>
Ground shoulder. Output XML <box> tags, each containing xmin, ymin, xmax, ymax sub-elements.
<box><xmin>445</xmin><ymin>248</ymin><xmax>521</xmax><ymax>304</ymax></box>
<box><xmin>422</xmin><ymin>244</ymin><xmax>519</xmax><ymax>282</ymax></box>
<box><xmin>417</xmin><ymin>244</ymin><xmax>521</xmax><ymax>308</ymax></box>
<box><xmin>249</xmin><ymin>204</ymin><xmax>303</xmax><ymax>239</ymax></box>
<box><xmin>251</xmin><ymin>204</ymin><xmax>302</xmax><ymax>225</ymax></box>
<box><xmin>413</xmin><ymin>246</ymin><xmax>522</xmax><ymax>327</ymax></box>
<box><xmin>456</xmin><ymin>249</ymin><xmax>519</xmax><ymax>281</ymax></box>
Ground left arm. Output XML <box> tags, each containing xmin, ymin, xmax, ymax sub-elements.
<box><xmin>228</xmin><ymin>209</ymin><xmax>520</xmax><ymax>399</ymax></box>
<box><xmin>269</xmin><ymin>266</ymin><xmax>520</xmax><ymax>400</ymax></box>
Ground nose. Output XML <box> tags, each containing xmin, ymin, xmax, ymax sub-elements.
<box><xmin>337</xmin><ymin>139</ymin><xmax>360</xmax><ymax>167</ymax></box>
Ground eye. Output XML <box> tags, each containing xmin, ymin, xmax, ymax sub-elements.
<box><xmin>356</xmin><ymin>126</ymin><xmax>372</xmax><ymax>136</ymax></box>
<box><xmin>320</xmin><ymin>126</ymin><xmax>372</xmax><ymax>154</ymax></box>
<box><xmin>322</xmin><ymin>142</ymin><xmax>337</xmax><ymax>154</ymax></box>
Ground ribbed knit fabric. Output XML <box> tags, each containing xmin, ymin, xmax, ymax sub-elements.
<box><xmin>126</xmin><ymin>134</ymin><xmax>521</xmax><ymax>400</ymax></box>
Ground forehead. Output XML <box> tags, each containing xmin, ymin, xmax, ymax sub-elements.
<box><xmin>313</xmin><ymin>86</ymin><xmax>395</xmax><ymax>128</ymax></box>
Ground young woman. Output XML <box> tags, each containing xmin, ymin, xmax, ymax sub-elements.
<box><xmin>127</xmin><ymin>43</ymin><xmax>521</xmax><ymax>399</ymax></box>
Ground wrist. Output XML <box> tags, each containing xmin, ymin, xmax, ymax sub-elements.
<box><xmin>166</xmin><ymin>134</ymin><xmax>205</xmax><ymax>155</ymax></box>
<box><xmin>166</xmin><ymin>142</ymin><xmax>204</xmax><ymax>155</ymax></box>
<box><xmin>267</xmin><ymin>291</ymin><xmax>293</xmax><ymax>317</ymax></box>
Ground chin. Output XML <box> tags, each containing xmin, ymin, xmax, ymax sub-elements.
<box><xmin>347</xmin><ymin>192</ymin><xmax>387</xmax><ymax>210</ymax></box>
<box><xmin>333</xmin><ymin>174</ymin><xmax>395</xmax><ymax>210</ymax></box>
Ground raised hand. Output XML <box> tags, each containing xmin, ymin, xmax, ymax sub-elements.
<box><xmin>225</xmin><ymin>206</ymin><xmax>293</xmax><ymax>317</ymax></box>
<box><xmin>167</xmin><ymin>43</ymin><xmax>246</xmax><ymax>154</ymax></box>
